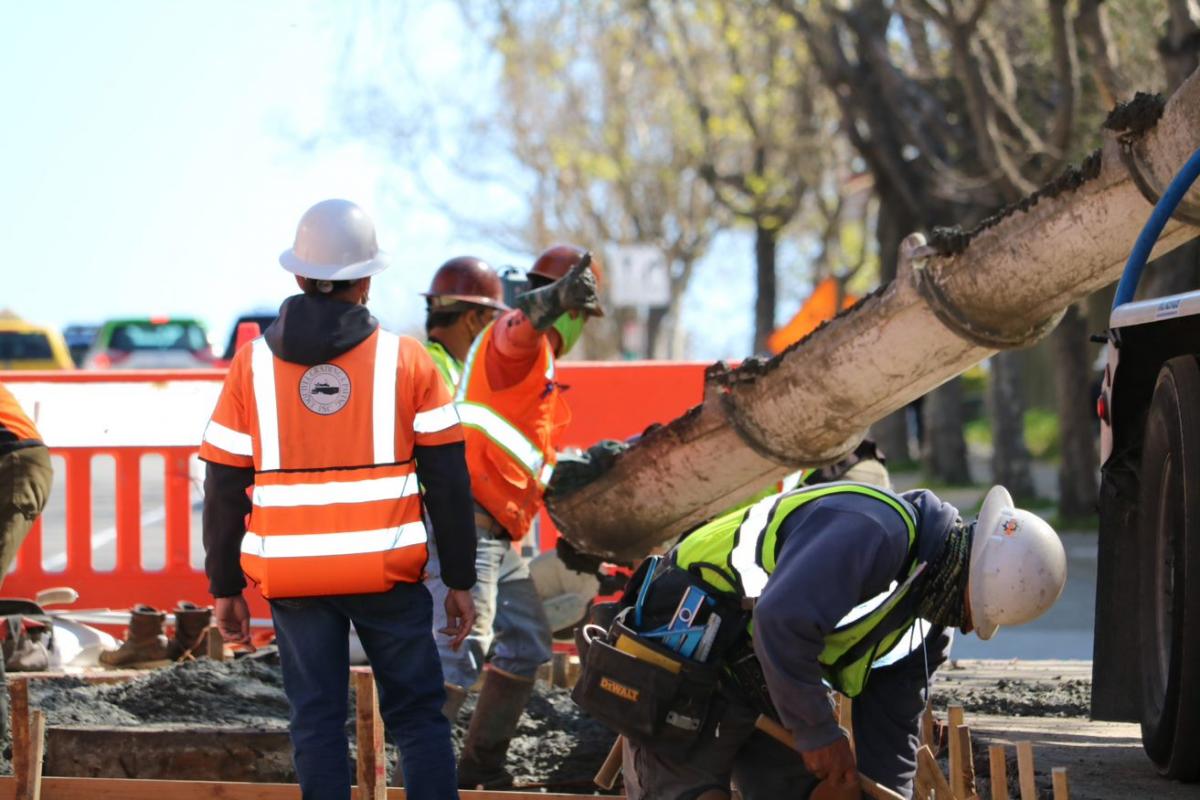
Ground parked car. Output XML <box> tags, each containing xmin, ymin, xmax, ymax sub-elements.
<box><xmin>62</xmin><ymin>323</ymin><xmax>100</xmax><ymax>366</ymax></box>
<box><xmin>220</xmin><ymin>311</ymin><xmax>276</xmax><ymax>361</ymax></box>
<box><xmin>0</xmin><ymin>316</ymin><xmax>74</xmax><ymax>370</ymax></box>
<box><xmin>83</xmin><ymin>317</ymin><xmax>214</xmax><ymax>369</ymax></box>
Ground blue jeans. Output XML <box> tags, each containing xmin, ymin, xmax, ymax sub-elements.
<box><xmin>270</xmin><ymin>582</ymin><xmax>458</xmax><ymax>800</ymax></box>
<box><xmin>425</xmin><ymin>526</ymin><xmax>552</xmax><ymax>688</ymax></box>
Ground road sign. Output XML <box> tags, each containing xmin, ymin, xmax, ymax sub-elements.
<box><xmin>609</xmin><ymin>245</ymin><xmax>671</xmax><ymax>308</ymax></box>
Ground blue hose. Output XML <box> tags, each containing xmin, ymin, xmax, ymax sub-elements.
<box><xmin>1112</xmin><ymin>147</ymin><xmax>1200</xmax><ymax>309</ymax></box>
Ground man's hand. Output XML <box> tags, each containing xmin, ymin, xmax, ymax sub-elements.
<box><xmin>439</xmin><ymin>589</ymin><xmax>476</xmax><ymax>651</ymax></box>
<box><xmin>802</xmin><ymin>735</ymin><xmax>857</xmax><ymax>790</ymax></box>
<box><xmin>515</xmin><ymin>252</ymin><xmax>605</xmax><ymax>330</ymax></box>
<box><xmin>214</xmin><ymin>594</ymin><xmax>251</xmax><ymax>644</ymax></box>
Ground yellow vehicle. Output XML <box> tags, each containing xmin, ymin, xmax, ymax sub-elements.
<box><xmin>0</xmin><ymin>315</ymin><xmax>74</xmax><ymax>370</ymax></box>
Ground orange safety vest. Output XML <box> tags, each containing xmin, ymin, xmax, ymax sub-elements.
<box><xmin>199</xmin><ymin>329</ymin><xmax>462</xmax><ymax>599</ymax></box>
<box><xmin>0</xmin><ymin>384</ymin><xmax>41</xmax><ymax>443</ymax></box>
<box><xmin>455</xmin><ymin>322</ymin><xmax>569</xmax><ymax>539</ymax></box>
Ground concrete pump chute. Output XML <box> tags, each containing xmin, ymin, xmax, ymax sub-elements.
<box><xmin>547</xmin><ymin>75</ymin><xmax>1200</xmax><ymax>564</ymax></box>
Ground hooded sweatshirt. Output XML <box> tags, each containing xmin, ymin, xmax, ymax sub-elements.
<box><xmin>202</xmin><ymin>294</ymin><xmax>477</xmax><ymax>596</ymax></box>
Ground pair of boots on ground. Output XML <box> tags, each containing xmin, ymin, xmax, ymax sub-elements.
<box><xmin>392</xmin><ymin>666</ymin><xmax>535</xmax><ymax>790</ymax></box>
<box><xmin>99</xmin><ymin>602</ymin><xmax>212</xmax><ymax>668</ymax></box>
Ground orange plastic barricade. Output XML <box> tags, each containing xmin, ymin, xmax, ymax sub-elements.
<box><xmin>1</xmin><ymin>362</ymin><xmax>707</xmax><ymax>618</ymax></box>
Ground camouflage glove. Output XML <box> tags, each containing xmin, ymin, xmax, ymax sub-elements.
<box><xmin>515</xmin><ymin>252</ymin><xmax>605</xmax><ymax>330</ymax></box>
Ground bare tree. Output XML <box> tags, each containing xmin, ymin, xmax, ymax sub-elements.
<box><xmin>643</xmin><ymin>0</ymin><xmax>834</xmax><ymax>353</ymax></box>
<box><xmin>774</xmin><ymin>0</ymin><xmax>1101</xmax><ymax>486</ymax></box>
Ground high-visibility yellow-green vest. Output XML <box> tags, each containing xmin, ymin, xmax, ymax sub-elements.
<box><xmin>424</xmin><ymin>340</ymin><xmax>463</xmax><ymax>394</ymax></box>
<box><xmin>673</xmin><ymin>483</ymin><xmax>922</xmax><ymax>697</ymax></box>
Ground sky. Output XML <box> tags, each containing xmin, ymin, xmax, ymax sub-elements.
<box><xmin>0</xmin><ymin>2</ymin><xmax>762</xmax><ymax>359</ymax></box>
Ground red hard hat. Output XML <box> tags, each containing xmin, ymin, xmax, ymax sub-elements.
<box><xmin>528</xmin><ymin>244</ymin><xmax>604</xmax><ymax>287</ymax></box>
<box><xmin>422</xmin><ymin>256</ymin><xmax>508</xmax><ymax>311</ymax></box>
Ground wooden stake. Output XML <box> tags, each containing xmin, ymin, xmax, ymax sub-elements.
<box><xmin>954</xmin><ymin>725</ymin><xmax>976</xmax><ymax>798</ymax></box>
<box><xmin>551</xmin><ymin>652</ymin><xmax>569</xmax><ymax>687</ymax></box>
<box><xmin>1051</xmin><ymin>767</ymin><xmax>1070</xmax><ymax>800</ymax></box>
<box><xmin>11</xmin><ymin>678</ymin><xmax>30</xmax><ymax>800</ymax></box>
<box><xmin>204</xmin><ymin>627</ymin><xmax>225</xmax><ymax>661</ymax></box>
<box><xmin>921</xmin><ymin>701</ymin><xmax>936</xmax><ymax>753</ymax></box>
<box><xmin>1016</xmin><ymin>741</ymin><xmax>1037</xmax><ymax>800</ymax></box>
<box><xmin>988</xmin><ymin>744</ymin><xmax>1009</xmax><ymax>800</ymax></box>
<box><xmin>836</xmin><ymin>692</ymin><xmax>855</xmax><ymax>753</ymax></box>
<box><xmin>27</xmin><ymin>710</ymin><xmax>45</xmax><ymax>800</ymax></box>
<box><xmin>353</xmin><ymin>670</ymin><xmax>386</xmax><ymax>800</ymax></box>
<box><xmin>948</xmin><ymin>705</ymin><xmax>965</xmax><ymax>729</ymax></box>
<box><xmin>949</xmin><ymin>725</ymin><xmax>965</xmax><ymax>798</ymax></box>
<box><xmin>593</xmin><ymin>736</ymin><xmax>624</xmax><ymax>790</ymax></box>
<box><xmin>917</xmin><ymin>744</ymin><xmax>955</xmax><ymax>799</ymax></box>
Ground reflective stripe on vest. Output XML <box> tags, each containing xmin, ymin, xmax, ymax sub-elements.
<box><xmin>454</xmin><ymin>327</ymin><xmax>556</xmax><ymax>488</ymax></box>
<box><xmin>456</xmin><ymin>401</ymin><xmax>555</xmax><ymax>487</ymax></box>
<box><xmin>242</xmin><ymin>521</ymin><xmax>427</xmax><ymax>559</ymax></box>
<box><xmin>674</xmin><ymin>482</ymin><xmax>922</xmax><ymax>697</ymax></box>
<box><xmin>203</xmin><ymin>419</ymin><xmax>253</xmax><ymax>456</ymax></box>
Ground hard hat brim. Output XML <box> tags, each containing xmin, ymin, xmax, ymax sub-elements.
<box><xmin>279</xmin><ymin>249</ymin><xmax>389</xmax><ymax>281</ymax></box>
<box><xmin>969</xmin><ymin>485</ymin><xmax>1015</xmax><ymax>641</ymax></box>
<box><xmin>420</xmin><ymin>292</ymin><xmax>510</xmax><ymax>312</ymax></box>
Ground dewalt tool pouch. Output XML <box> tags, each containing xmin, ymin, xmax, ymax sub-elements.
<box><xmin>572</xmin><ymin>616</ymin><xmax>720</xmax><ymax>759</ymax></box>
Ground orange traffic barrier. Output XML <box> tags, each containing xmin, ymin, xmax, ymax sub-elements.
<box><xmin>2</xmin><ymin>363</ymin><xmax>707</xmax><ymax>618</ymax></box>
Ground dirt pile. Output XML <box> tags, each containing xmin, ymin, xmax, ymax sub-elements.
<box><xmin>16</xmin><ymin>656</ymin><xmax>615</xmax><ymax>790</ymax></box>
<box><xmin>933</xmin><ymin>675</ymin><xmax>1091</xmax><ymax>718</ymax></box>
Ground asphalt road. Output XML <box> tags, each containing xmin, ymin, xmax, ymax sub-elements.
<box><xmin>892</xmin><ymin>459</ymin><xmax>1098</xmax><ymax>661</ymax></box>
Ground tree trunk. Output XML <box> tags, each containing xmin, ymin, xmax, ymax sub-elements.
<box><xmin>922</xmin><ymin>378</ymin><xmax>971</xmax><ymax>484</ymax></box>
<box><xmin>753</xmin><ymin>223</ymin><xmax>778</xmax><ymax>354</ymax></box>
<box><xmin>1053</xmin><ymin>304</ymin><xmax>1099</xmax><ymax>521</ymax></box>
<box><xmin>645</xmin><ymin>305</ymin><xmax>669</xmax><ymax>359</ymax></box>
<box><xmin>870</xmin><ymin>191</ymin><xmax>913</xmax><ymax>464</ymax></box>
<box><xmin>988</xmin><ymin>350</ymin><xmax>1037</xmax><ymax>500</ymax></box>
<box><xmin>1162</xmin><ymin>0</ymin><xmax>1200</xmax><ymax>92</ymax></box>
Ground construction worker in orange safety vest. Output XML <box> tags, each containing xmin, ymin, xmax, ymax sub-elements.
<box><xmin>432</xmin><ymin>244</ymin><xmax>604</xmax><ymax>790</ymax></box>
<box><xmin>421</xmin><ymin>256</ymin><xmax>509</xmax><ymax>392</ymax></box>
<box><xmin>199</xmin><ymin>198</ymin><xmax>478</xmax><ymax>800</ymax></box>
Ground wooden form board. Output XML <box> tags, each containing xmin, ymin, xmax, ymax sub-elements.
<box><xmin>0</xmin><ymin>779</ymin><xmax>614</xmax><ymax>800</ymax></box>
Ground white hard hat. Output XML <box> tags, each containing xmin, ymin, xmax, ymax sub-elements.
<box><xmin>968</xmin><ymin>485</ymin><xmax>1067</xmax><ymax>640</ymax></box>
<box><xmin>279</xmin><ymin>199</ymin><xmax>389</xmax><ymax>281</ymax></box>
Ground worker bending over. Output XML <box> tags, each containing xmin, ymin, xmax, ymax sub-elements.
<box><xmin>430</xmin><ymin>245</ymin><xmax>603</xmax><ymax>789</ymax></box>
<box><xmin>587</xmin><ymin>482</ymin><xmax>1066</xmax><ymax>799</ymax></box>
<box><xmin>201</xmin><ymin>199</ymin><xmax>477</xmax><ymax>800</ymax></box>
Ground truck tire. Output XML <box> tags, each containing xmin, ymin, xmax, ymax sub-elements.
<box><xmin>1137</xmin><ymin>355</ymin><xmax>1200</xmax><ymax>780</ymax></box>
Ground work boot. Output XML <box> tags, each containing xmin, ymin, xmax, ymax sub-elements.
<box><xmin>443</xmin><ymin>682</ymin><xmax>469</xmax><ymax>723</ymax></box>
<box><xmin>168</xmin><ymin>601</ymin><xmax>213</xmax><ymax>660</ymax></box>
<box><xmin>457</xmin><ymin>666</ymin><xmax>536</xmax><ymax>789</ymax></box>
<box><xmin>98</xmin><ymin>605</ymin><xmax>171</xmax><ymax>668</ymax></box>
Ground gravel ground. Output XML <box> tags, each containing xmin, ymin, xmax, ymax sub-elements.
<box><xmin>5</xmin><ymin>655</ymin><xmax>615</xmax><ymax>791</ymax></box>
<box><xmin>0</xmin><ymin>656</ymin><xmax>1095</xmax><ymax>795</ymax></box>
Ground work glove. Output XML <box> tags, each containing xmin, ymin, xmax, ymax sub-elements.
<box><xmin>515</xmin><ymin>252</ymin><xmax>605</xmax><ymax>330</ymax></box>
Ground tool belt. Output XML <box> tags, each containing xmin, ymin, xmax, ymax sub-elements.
<box><xmin>573</xmin><ymin>613</ymin><xmax>722</xmax><ymax>759</ymax></box>
<box><xmin>572</xmin><ymin>557</ymin><xmax>750</xmax><ymax>759</ymax></box>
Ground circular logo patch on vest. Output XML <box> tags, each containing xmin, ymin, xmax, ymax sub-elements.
<box><xmin>299</xmin><ymin>364</ymin><xmax>351</xmax><ymax>415</ymax></box>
